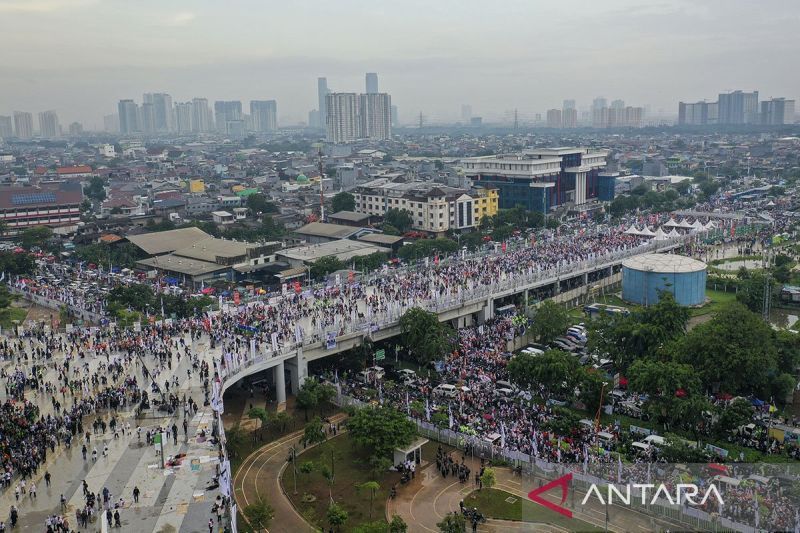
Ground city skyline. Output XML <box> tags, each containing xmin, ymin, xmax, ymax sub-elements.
<box><xmin>1</xmin><ymin>0</ymin><xmax>798</xmax><ymax>127</ymax></box>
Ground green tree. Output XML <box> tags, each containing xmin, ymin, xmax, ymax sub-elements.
<box><xmin>577</xmin><ymin>367</ymin><xmax>607</xmax><ymax>415</ymax></box>
<box><xmin>301</xmin><ymin>417</ymin><xmax>327</xmax><ymax>447</ymax></box>
<box><xmin>83</xmin><ymin>175</ymin><xmax>106</xmax><ymax>201</ymax></box>
<box><xmin>311</xmin><ymin>256</ymin><xmax>345</xmax><ymax>279</ymax></box>
<box><xmin>674</xmin><ymin>302</ymin><xmax>779</xmax><ymax>397</ymax></box>
<box><xmin>508</xmin><ymin>350</ymin><xmax>578</xmax><ymax>401</ymax></box>
<box><xmin>714</xmin><ymin>398</ymin><xmax>753</xmax><ymax>437</ymax></box>
<box><xmin>331</xmin><ymin>192</ymin><xmax>355</xmax><ymax>212</ymax></box>
<box><xmin>243</xmin><ymin>498</ymin><xmax>275</xmax><ymax>529</ymax></box>
<box><xmin>384</xmin><ymin>208</ymin><xmax>413</xmax><ymax>233</ymax></box>
<box><xmin>389</xmin><ymin>515</ymin><xmax>408</xmax><ymax>533</ymax></box>
<box><xmin>326</xmin><ymin>502</ymin><xmax>349</xmax><ymax>532</ymax></box>
<box><xmin>0</xmin><ymin>251</ymin><xmax>35</xmax><ymax>275</ymax></box>
<box><xmin>480</xmin><ymin>467</ymin><xmax>496</xmax><ymax>490</ymax></box>
<box><xmin>628</xmin><ymin>359</ymin><xmax>702</xmax><ymax>429</ymax></box>
<box><xmin>274</xmin><ymin>411</ymin><xmax>291</xmax><ymax>432</ymax></box>
<box><xmin>357</xmin><ymin>480</ymin><xmax>381</xmax><ymax>519</ymax></box>
<box><xmin>529</xmin><ymin>300</ymin><xmax>570</xmax><ymax>345</ymax></box>
<box><xmin>399</xmin><ymin>307</ymin><xmax>454</xmax><ymax>365</ymax></box>
<box><xmin>437</xmin><ymin>512</ymin><xmax>466</xmax><ymax>533</ymax></box>
<box><xmin>18</xmin><ymin>226</ymin><xmax>53</xmax><ymax>249</ymax></box>
<box><xmin>246</xmin><ymin>193</ymin><xmax>277</xmax><ymax>215</ymax></box>
<box><xmin>348</xmin><ymin>405</ymin><xmax>416</xmax><ymax>459</ymax></box>
<box><xmin>247</xmin><ymin>407</ymin><xmax>272</xmax><ymax>440</ymax></box>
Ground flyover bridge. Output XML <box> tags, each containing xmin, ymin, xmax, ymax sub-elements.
<box><xmin>219</xmin><ymin>236</ymin><xmax>688</xmax><ymax>401</ymax></box>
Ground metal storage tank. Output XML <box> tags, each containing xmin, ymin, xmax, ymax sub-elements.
<box><xmin>622</xmin><ymin>253</ymin><xmax>707</xmax><ymax>306</ymax></box>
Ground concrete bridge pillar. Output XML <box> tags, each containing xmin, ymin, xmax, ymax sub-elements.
<box><xmin>482</xmin><ymin>298</ymin><xmax>494</xmax><ymax>323</ymax></box>
<box><xmin>286</xmin><ymin>349</ymin><xmax>308</xmax><ymax>394</ymax></box>
<box><xmin>275</xmin><ymin>361</ymin><xmax>286</xmax><ymax>405</ymax></box>
<box><xmin>583</xmin><ymin>272</ymin><xmax>589</xmax><ymax>286</ymax></box>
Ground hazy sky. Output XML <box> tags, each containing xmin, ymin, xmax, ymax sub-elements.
<box><xmin>1</xmin><ymin>0</ymin><xmax>798</xmax><ymax>128</ymax></box>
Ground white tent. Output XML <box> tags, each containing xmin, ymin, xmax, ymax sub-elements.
<box><xmin>653</xmin><ymin>227</ymin><xmax>669</xmax><ymax>240</ymax></box>
<box><xmin>663</xmin><ymin>218</ymin><xmax>678</xmax><ymax>227</ymax></box>
<box><xmin>640</xmin><ymin>226</ymin><xmax>655</xmax><ymax>237</ymax></box>
<box><xmin>677</xmin><ymin>219</ymin><xmax>693</xmax><ymax>229</ymax></box>
<box><xmin>667</xmin><ymin>228</ymin><xmax>681</xmax><ymax>238</ymax></box>
<box><xmin>624</xmin><ymin>224</ymin><xmax>642</xmax><ymax>236</ymax></box>
<box><xmin>704</xmin><ymin>220</ymin><xmax>717</xmax><ymax>230</ymax></box>
<box><xmin>691</xmin><ymin>219</ymin><xmax>705</xmax><ymax>231</ymax></box>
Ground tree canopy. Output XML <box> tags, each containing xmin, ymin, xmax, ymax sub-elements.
<box><xmin>507</xmin><ymin>349</ymin><xmax>578</xmax><ymax>401</ymax></box>
<box><xmin>529</xmin><ymin>300</ymin><xmax>570</xmax><ymax>344</ymax></box>
<box><xmin>399</xmin><ymin>307</ymin><xmax>454</xmax><ymax>365</ymax></box>
<box><xmin>347</xmin><ymin>405</ymin><xmax>416</xmax><ymax>459</ymax></box>
<box><xmin>331</xmin><ymin>192</ymin><xmax>356</xmax><ymax>213</ymax></box>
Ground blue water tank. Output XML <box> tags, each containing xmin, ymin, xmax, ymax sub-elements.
<box><xmin>622</xmin><ymin>253</ymin><xmax>707</xmax><ymax>306</ymax></box>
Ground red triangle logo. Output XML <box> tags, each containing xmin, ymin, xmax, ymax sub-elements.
<box><xmin>527</xmin><ymin>473</ymin><xmax>573</xmax><ymax>518</ymax></box>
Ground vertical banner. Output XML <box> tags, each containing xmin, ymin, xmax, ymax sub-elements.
<box><xmin>233</xmin><ymin>291</ymin><xmax>240</xmax><ymax>306</ymax></box>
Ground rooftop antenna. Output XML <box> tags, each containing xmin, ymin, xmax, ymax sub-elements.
<box><xmin>312</xmin><ymin>142</ymin><xmax>325</xmax><ymax>221</ymax></box>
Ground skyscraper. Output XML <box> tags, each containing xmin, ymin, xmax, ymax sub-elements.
<box><xmin>13</xmin><ymin>111</ymin><xmax>33</xmax><ymax>139</ymax></box>
<box><xmin>143</xmin><ymin>93</ymin><xmax>174</xmax><ymax>131</ymax></box>
<box><xmin>118</xmin><ymin>99</ymin><xmax>140</xmax><ymax>134</ymax></box>
<box><xmin>562</xmin><ymin>99</ymin><xmax>576</xmax><ymax>110</ymax></box>
<box><xmin>546</xmin><ymin>109</ymin><xmax>562</xmax><ymax>128</ymax></box>
<box><xmin>317</xmin><ymin>77</ymin><xmax>329</xmax><ymax>128</ymax></box>
<box><xmin>250</xmin><ymin>100</ymin><xmax>278</xmax><ymax>132</ymax></box>
<box><xmin>140</xmin><ymin>103</ymin><xmax>156</xmax><ymax>133</ymax></box>
<box><xmin>326</xmin><ymin>93</ymin><xmax>360</xmax><ymax>143</ymax></box>
<box><xmin>191</xmin><ymin>98</ymin><xmax>211</xmax><ymax>132</ymax></box>
<box><xmin>718</xmin><ymin>90</ymin><xmax>759</xmax><ymax>124</ymax></box>
<box><xmin>591</xmin><ymin>97</ymin><xmax>608</xmax><ymax>128</ymax></box>
<box><xmin>0</xmin><ymin>116</ymin><xmax>13</xmax><ymax>138</ymax></box>
<box><xmin>760</xmin><ymin>98</ymin><xmax>795</xmax><ymax>125</ymax></box>
<box><xmin>360</xmin><ymin>93</ymin><xmax>392</xmax><ymax>140</ymax></box>
<box><xmin>391</xmin><ymin>105</ymin><xmax>399</xmax><ymax>127</ymax></box>
<box><xmin>562</xmin><ymin>104</ymin><xmax>577</xmax><ymax>128</ymax></box>
<box><xmin>68</xmin><ymin>122</ymin><xmax>83</xmax><ymax>135</ymax></box>
<box><xmin>678</xmin><ymin>101</ymin><xmax>716</xmax><ymax>125</ymax></box>
<box><xmin>365</xmin><ymin>72</ymin><xmax>379</xmax><ymax>94</ymax></box>
<box><xmin>175</xmin><ymin>102</ymin><xmax>194</xmax><ymax>132</ymax></box>
<box><xmin>103</xmin><ymin>114</ymin><xmax>120</xmax><ymax>133</ymax></box>
<box><xmin>461</xmin><ymin>105</ymin><xmax>472</xmax><ymax>123</ymax></box>
<box><xmin>38</xmin><ymin>110</ymin><xmax>60</xmax><ymax>137</ymax></box>
<box><xmin>214</xmin><ymin>101</ymin><xmax>242</xmax><ymax>134</ymax></box>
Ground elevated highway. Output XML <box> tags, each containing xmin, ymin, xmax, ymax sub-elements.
<box><xmin>219</xmin><ymin>237</ymin><xmax>687</xmax><ymax>401</ymax></box>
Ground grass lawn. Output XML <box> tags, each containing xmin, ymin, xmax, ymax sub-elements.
<box><xmin>690</xmin><ymin>289</ymin><xmax>737</xmax><ymax>317</ymax></box>
<box><xmin>0</xmin><ymin>307</ymin><xmax>27</xmax><ymax>330</ymax></box>
<box><xmin>281</xmin><ymin>433</ymin><xmax>402</xmax><ymax>531</ymax></box>
<box><xmin>464</xmin><ymin>488</ymin><xmax>602</xmax><ymax>532</ymax></box>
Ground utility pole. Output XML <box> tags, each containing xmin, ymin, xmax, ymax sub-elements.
<box><xmin>762</xmin><ymin>250</ymin><xmax>771</xmax><ymax>322</ymax></box>
<box><xmin>313</xmin><ymin>143</ymin><xmax>326</xmax><ymax>222</ymax></box>
<box><xmin>418</xmin><ymin>112</ymin><xmax>424</xmax><ymax>129</ymax></box>
<box><xmin>514</xmin><ymin>108</ymin><xmax>519</xmax><ymax>131</ymax></box>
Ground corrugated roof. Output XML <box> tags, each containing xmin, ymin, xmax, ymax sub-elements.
<box><xmin>294</xmin><ymin>222</ymin><xmax>360</xmax><ymax>239</ymax></box>
<box><xmin>126</xmin><ymin>227</ymin><xmax>210</xmax><ymax>255</ymax></box>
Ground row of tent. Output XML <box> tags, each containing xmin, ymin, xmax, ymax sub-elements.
<box><xmin>624</xmin><ymin>218</ymin><xmax>718</xmax><ymax>240</ymax></box>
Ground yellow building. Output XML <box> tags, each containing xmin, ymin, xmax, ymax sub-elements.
<box><xmin>189</xmin><ymin>179</ymin><xmax>205</xmax><ymax>193</ymax></box>
<box><xmin>473</xmin><ymin>187</ymin><xmax>499</xmax><ymax>223</ymax></box>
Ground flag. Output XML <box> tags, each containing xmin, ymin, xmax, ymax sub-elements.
<box><xmin>448</xmin><ymin>406</ymin><xmax>453</xmax><ymax>429</ymax></box>
<box><xmin>617</xmin><ymin>454</ymin><xmax>622</xmax><ymax>484</ymax></box>
<box><xmin>160</xmin><ymin>297</ymin><xmax>165</xmax><ymax>317</ymax></box>
<box><xmin>500</xmin><ymin>421</ymin><xmax>506</xmax><ymax>449</ymax></box>
<box><xmin>425</xmin><ymin>398</ymin><xmax>431</xmax><ymax>422</ymax></box>
<box><xmin>434</xmin><ymin>254</ymin><xmax>439</xmax><ymax>266</ymax></box>
<box><xmin>754</xmin><ymin>493</ymin><xmax>760</xmax><ymax>530</ymax></box>
<box><xmin>334</xmin><ymin>368</ymin><xmax>338</xmax><ymax>383</ymax></box>
<box><xmin>501</xmin><ymin>242</ymin><xmax>507</xmax><ymax>253</ymax></box>
<box><xmin>406</xmin><ymin>392</ymin><xmax>410</xmax><ymax>416</ymax></box>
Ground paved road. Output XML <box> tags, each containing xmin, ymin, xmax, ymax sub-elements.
<box><xmin>232</xmin><ymin>413</ymin><xmax>346</xmax><ymax>533</ymax></box>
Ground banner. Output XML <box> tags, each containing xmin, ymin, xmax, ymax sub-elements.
<box><xmin>233</xmin><ymin>291</ymin><xmax>240</xmax><ymax>306</ymax></box>
<box><xmin>326</xmin><ymin>331</ymin><xmax>337</xmax><ymax>350</ymax></box>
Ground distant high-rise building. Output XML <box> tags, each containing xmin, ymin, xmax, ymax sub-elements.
<box><xmin>250</xmin><ymin>100</ymin><xmax>278</xmax><ymax>132</ymax></box>
<box><xmin>610</xmin><ymin>99</ymin><xmax>625</xmax><ymax>110</ymax></box>
<box><xmin>0</xmin><ymin>116</ymin><xmax>13</xmax><ymax>138</ymax></box>
<box><xmin>592</xmin><ymin>97</ymin><xmax>607</xmax><ymax>111</ymax></box>
<box><xmin>546</xmin><ymin>109</ymin><xmax>562</xmax><ymax>128</ymax></box>
<box><xmin>175</xmin><ymin>102</ymin><xmax>194</xmax><ymax>132</ymax></box>
<box><xmin>191</xmin><ymin>98</ymin><xmax>211</xmax><ymax>132</ymax></box>
<box><xmin>140</xmin><ymin>103</ymin><xmax>156</xmax><ymax>133</ymax></box>
<box><xmin>308</xmin><ymin>110</ymin><xmax>320</xmax><ymax>129</ymax></box>
<box><xmin>391</xmin><ymin>105</ymin><xmax>399</xmax><ymax>127</ymax></box>
<box><xmin>318</xmin><ymin>77</ymin><xmax>330</xmax><ymax>129</ymax></box>
<box><xmin>214</xmin><ymin>101</ymin><xmax>242</xmax><ymax>134</ymax></box>
<box><xmin>718</xmin><ymin>90</ymin><xmax>759</xmax><ymax>124</ymax></box>
<box><xmin>562</xmin><ymin>99</ymin><xmax>576</xmax><ymax>110</ymax></box>
<box><xmin>118</xmin><ymin>99</ymin><xmax>139</xmax><ymax>134</ymax></box>
<box><xmin>104</xmin><ymin>114</ymin><xmax>120</xmax><ymax>133</ymax></box>
<box><xmin>562</xmin><ymin>107</ymin><xmax>577</xmax><ymax>128</ymax></box>
<box><xmin>360</xmin><ymin>93</ymin><xmax>392</xmax><ymax>141</ymax></box>
<box><xmin>365</xmin><ymin>72</ymin><xmax>379</xmax><ymax>94</ymax></box>
<box><xmin>461</xmin><ymin>104</ymin><xmax>472</xmax><ymax>123</ymax></box>
<box><xmin>143</xmin><ymin>93</ymin><xmax>174</xmax><ymax>131</ymax></box>
<box><xmin>326</xmin><ymin>93</ymin><xmax>360</xmax><ymax>143</ymax></box>
<box><xmin>38</xmin><ymin>110</ymin><xmax>60</xmax><ymax>138</ymax></box>
<box><xmin>760</xmin><ymin>98</ymin><xmax>795</xmax><ymax>125</ymax></box>
<box><xmin>13</xmin><ymin>111</ymin><xmax>33</xmax><ymax>139</ymax></box>
<box><xmin>678</xmin><ymin>101</ymin><xmax>716</xmax><ymax>125</ymax></box>
<box><xmin>68</xmin><ymin>122</ymin><xmax>83</xmax><ymax>136</ymax></box>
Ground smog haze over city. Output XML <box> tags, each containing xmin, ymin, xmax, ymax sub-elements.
<box><xmin>1</xmin><ymin>0</ymin><xmax>799</xmax><ymax>127</ymax></box>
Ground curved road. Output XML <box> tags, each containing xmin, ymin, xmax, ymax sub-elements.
<box><xmin>233</xmin><ymin>413</ymin><xmax>346</xmax><ymax>533</ymax></box>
